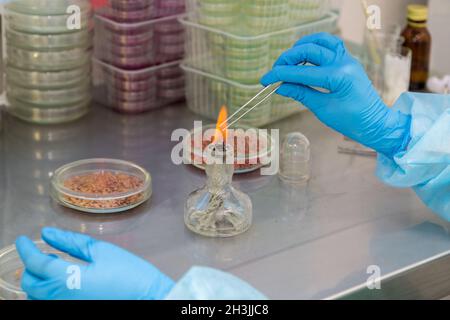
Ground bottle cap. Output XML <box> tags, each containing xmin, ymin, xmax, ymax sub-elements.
<box><xmin>407</xmin><ymin>5</ymin><xmax>428</xmax><ymax>22</ymax></box>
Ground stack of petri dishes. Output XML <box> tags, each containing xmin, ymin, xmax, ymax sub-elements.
<box><xmin>4</xmin><ymin>0</ymin><xmax>93</xmax><ymax>124</ymax></box>
<box><xmin>180</xmin><ymin>1</ymin><xmax>338</xmax><ymax>127</ymax></box>
<box><xmin>191</xmin><ymin>0</ymin><xmax>330</xmax><ymax>33</ymax></box>
<box><xmin>93</xmin><ymin>0</ymin><xmax>186</xmax><ymax>114</ymax></box>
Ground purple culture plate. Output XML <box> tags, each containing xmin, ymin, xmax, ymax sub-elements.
<box><xmin>107</xmin><ymin>87</ymin><xmax>157</xmax><ymax>102</ymax></box>
<box><xmin>157</xmin><ymin>75</ymin><xmax>185</xmax><ymax>89</ymax></box>
<box><xmin>107</xmin><ymin>77</ymin><xmax>157</xmax><ymax>92</ymax></box>
<box><xmin>108</xmin><ymin>32</ymin><xmax>153</xmax><ymax>46</ymax></box>
<box><xmin>109</xmin><ymin>0</ymin><xmax>153</xmax><ymax>11</ymax></box>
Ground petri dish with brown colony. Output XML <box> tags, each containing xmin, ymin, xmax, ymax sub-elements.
<box><xmin>50</xmin><ymin>158</ymin><xmax>152</xmax><ymax>213</ymax></box>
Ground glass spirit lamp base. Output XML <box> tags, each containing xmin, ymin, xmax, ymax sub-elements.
<box><xmin>184</xmin><ymin>143</ymin><xmax>252</xmax><ymax>237</ymax></box>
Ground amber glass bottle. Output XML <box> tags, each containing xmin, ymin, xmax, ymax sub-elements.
<box><xmin>401</xmin><ymin>5</ymin><xmax>431</xmax><ymax>91</ymax></box>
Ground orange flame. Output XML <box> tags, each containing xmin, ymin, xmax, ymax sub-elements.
<box><xmin>213</xmin><ymin>105</ymin><xmax>228</xmax><ymax>143</ymax></box>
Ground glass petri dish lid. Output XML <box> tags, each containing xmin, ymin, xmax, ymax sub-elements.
<box><xmin>0</xmin><ymin>240</ymin><xmax>84</xmax><ymax>300</ymax></box>
<box><xmin>51</xmin><ymin>158</ymin><xmax>152</xmax><ymax>213</ymax></box>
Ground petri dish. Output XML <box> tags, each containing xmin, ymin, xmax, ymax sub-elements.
<box><xmin>184</xmin><ymin>124</ymin><xmax>274</xmax><ymax>174</ymax></box>
<box><xmin>101</xmin><ymin>54</ymin><xmax>155</xmax><ymax>70</ymax></box>
<box><xmin>6</xmin><ymin>27</ymin><xmax>92</xmax><ymax>50</ymax></box>
<box><xmin>50</xmin><ymin>158</ymin><xmax>152</xmax><ymax>213</ymax></box>
<box><xmin>106</xmin><ymin>77</ymin><xmax>157</xmax><ymax>92</ymax></box>
<box><xmin>107</xmin><ymin>88</ymin><xmax>156</xmax><ymax>102</ymax></box>
<box><xmin>6</xmin><ymin>64</ymin><xmax>91</xmax><ymax>89</ymax></box>
<box><xmin>225</xmin><ymin>55</ymin><xmax>268</xmax><ymax>70</ymax></box>
<box><xmin>6</xmin><ymin>0</ymin><xmax>90</xmax><ymax>15</ymax></box>
<box><xmin>157</xmin><ymin>64</ymin><xmax>183</xmax><ymax>78</ymax></box>
<box><xmin>199</xmin><ymin>13</ymin><xmax>237</xmax><ymax>27</ymax></box>
<box><xmin>157</xmin><ymin>32</ymin><xmax>184</xmax><ymax>45</ymax></box>
<box><xmin>106</xmin><ymin>98</ymin><xmax>159</xmax><ymax>113</ymax></box>
<box><xmin>0</xmin><ymin>240</ymin><xmax>84</xmax><ymax>300</ymax></box>
<box><xmin>222</xmin><ymin>45</ymin><xmax>268</xmax><ymax>60</ymax></box>
<box><xmin>154</xmin><ymin>18</ymin><xmax>183</xmax><ymax>34</ymax></box>
<box><xmin>101</xmin><ymin>7</ymin><xmax>154</xmax><ymax>23</ymax></box>
<box><xmin>100</xmin><ymin>61</ymin><xmax>158</xmax><ymax>81</ymax></box>
<box><xmin>109</xmin><ymin>0</ymin><xmax>153</xmax><ymax>11</ymax></box>
<box><xmin>157</xmin><ymin>86</ymin><xmax>185</xmax><ymax>99</ymax></box>
<box><xmin>246</xmin><ymin>14</ymin><xmax>289</xmax><ymax>30</ymax></box>
<box><xmin>7</xmin><ymin>46</ymin><xmax>92</xmax><ymax>71</ymax></box>
<box><xmin>243</xmin><ymin>2</ymin><xmax>289</xmax><ymax>17</ymax></box>
<box><xmin>225</xmin><ymin>67</ymin><xmax>265</xmax><ymax>84</ymax></box>
<box><xmin>157</xmin><ymin>42</ymin><xmax>184</xmax><ymax>55</ymax></box>
<box><xmin>158</xmin><ymin>75</ymin><xmax>185</xmax><ymax>89</ymax></box>
<box><xmin>107</xmin><ymin>32</ymin><xmax>153</xmax><ymax>46</ymax></box>
<box><xmin>5</xmin><ymin>8</ymin><xmax>92</xmax><ymax>34</ymax></box>
<box><xmin>99</xmin><ymin>42</ymin><xmax>154</xmax><ymax>58</ymax></box>
<box><xmin>6</xmin><ymin>95</ymin><xmax>90</xmax><ymax>124</ymax></box>
<box><xmin>7</xmin><ymin>80</ymin><xmax>91</xmax><ymax>106</ymax></box>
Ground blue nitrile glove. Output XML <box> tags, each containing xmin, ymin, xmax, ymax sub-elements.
<box><xmin>261</xmin><ymin>32</ymin><xmax>411</xmax><ymax>158</ymax></box>
<box><xmin>15</xmin><ymin>227</ymin><xmax>174</xmax><ymax>300</ymax></box>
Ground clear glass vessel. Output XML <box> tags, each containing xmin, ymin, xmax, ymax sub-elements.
<box><xmin>185</xmin><ymin>143</ymin><xmax>252</xmax><ymax>237</ymax></box>
<box><xmin>279</xmin><ymin>132</ymin><xmax>311</xmax><ymax>184</ymax></box>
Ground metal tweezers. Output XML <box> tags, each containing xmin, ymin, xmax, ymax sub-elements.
<box><xmin>221</xmin><ymin>62</ymin><xmax>308</xmax><ymax>129</ymax></box>
<box><xmin>221</xmin><ymin>82</ymin><xmax>282</xmax><ymax>129</ymax></box>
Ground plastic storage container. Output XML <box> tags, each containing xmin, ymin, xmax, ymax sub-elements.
<box><xmin>187</xmin><ymin>0</ymin><xmax>330</xmax><ymax>34</ymax></box>
<box><xmin>181</xmin><ymin>64</ymin><xmax>303</xmax><ymax>127</ymax></box>
<box><xmin>180</xmin><ymin>11</ymin><xmax>338</xmax><ymax>84</ymax></box>
<box><xmin>96</xmin><ymin>0</ymin><xmax>185</xmax><ymax>22</ymax></box>
<box><xmin>4</xmin><ymin>1</ymin><xmax>93</xmax><ymax>124</ymax></box>
<box><xmin>93</xmin><ymin>59</ymin><xmax>185</xmax><ymax>113</ymax></box>
<box><xmin>94</xmin><ymin>14</ymin><xmax>185</xmax><ymax>69</ymax></box>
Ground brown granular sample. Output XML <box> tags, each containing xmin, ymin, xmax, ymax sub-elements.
<box><xmin>190</xmin><ymin>132</ymin><xmax>269</xmax><ymax>171</ymax></box>
<box><xmin>63</xmin><ymin>171</ymin><xmax>144</xmax><ymax>209</ymax></box>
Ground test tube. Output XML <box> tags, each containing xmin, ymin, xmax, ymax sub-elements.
<box><xmin>279</xmin><ymin>132</ymin><xmax>311</xmax><ymax>184</ymax></box>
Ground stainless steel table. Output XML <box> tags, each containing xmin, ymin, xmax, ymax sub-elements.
<box><xmin>0</xmin><ymin>104</ymin><xmax>449</xmax><ymax>299</ymax></box>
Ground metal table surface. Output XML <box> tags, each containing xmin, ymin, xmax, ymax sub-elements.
<box><xmin>0</xmin><ymin>104</ymin><xmax>449</xmax><ymax>299</ymax></box>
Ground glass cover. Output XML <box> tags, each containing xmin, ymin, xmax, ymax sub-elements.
<box><xmin>279</xmin><ymin>132</ymin><xmax>311</xmax><ymax>184</ymax></box>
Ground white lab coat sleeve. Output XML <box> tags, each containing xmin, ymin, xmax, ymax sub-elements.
<box><xmin>165</xmin><ymin>266</ymin><xmax>267</xmax><ymax>300</ymax></box>
<box><xmin>376</xmin><ymin>92</ymin><xmax>450</xmax><ymax>221</ymax></box>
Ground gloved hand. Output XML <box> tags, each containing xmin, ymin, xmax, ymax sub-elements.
<box><xmin>15</xmin><ymin>227</ymin><xmax>174</xmax><ymax>300</ymax></box>
<box><xmin>261</xmin><ymin>32</ymin><xmax>411</xmax><ymax>158</ymax></box>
